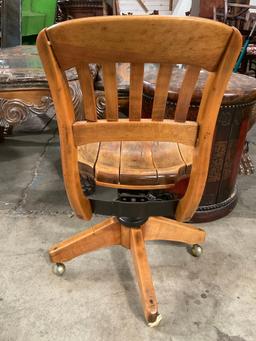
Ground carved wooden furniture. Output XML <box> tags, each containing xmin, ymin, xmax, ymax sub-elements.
<box><xmin>37</xmin><ymin>16</ymin><xmax>241</xmax><ymax>326</ymax></box>
<box><xmin>0</xmin><ymin>46</ymin><xmax>97</xmax><ymax>138</ymax></box>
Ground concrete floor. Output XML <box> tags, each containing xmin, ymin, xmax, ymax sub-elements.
<box><xmin>0</xmin><ymin>124</ymin><xmax>256</xmax><ymax>341</ymax></box>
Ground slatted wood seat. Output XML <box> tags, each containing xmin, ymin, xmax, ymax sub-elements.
<box><xmin>78</xmin><ymin>142</ymin><xmax>193</xmax><ymax>187</ymax></box>
<box><xmin>37</xmin><ymin>16</ymin><xmax>242</xmax><ymax>327</ymax></box>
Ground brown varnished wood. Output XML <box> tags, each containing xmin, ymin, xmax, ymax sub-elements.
<box><xmin>175</xmin><ymin>28</ymin><xmax>242</xmax><ymax>222</ymax></box>
<box><xmin>78</xmin><ymin>142</ymin><xmax>100</xmax><ymax>178</ymax></box>
<box><xmin>49</xmin><ymin>217</ymin><xmax>121</xmax><ymax>263</ymax></box>
<box><xmin>152</xmin><ymin>64</ymin><xmax>173</xmax><ymax>121</ymax></box>
<box><xmin>73</xmin><ymin>119</ymin><xmax>199</xmax><ymax>146</ymax></box>
<box><xmin>174</xmin><ymin>65</ymin><xmax>201</xmax><ymax>122</ymax></box>
<box><xmin>129</xmin><ymin>63</ymin><xmax>144</xmax><ymax>121</ymax></box>
<box><xmin>120</xmin><ymin>141</ymin><xmax>157</xmax><ymax>185</ymax></box>
<box><xmin>78</xmin><ymin>141</ymin><xmax>192</xmax><ymax>187</ymax></box>
<box><xmin>130</xmin><ymin>228</ymin><xmax>159</xmax><ymax>323</ymax></box>
<box><xmin>178</xmin><ymin>143</ymin><xmax>194</xmax><ymax>174</ymax></box>
<box><xmin>152</xmin><ymin>142</ymin><xmax>188</xmax><ymax>185</ymax></box>
<box><xmin>142</xmin><ymin>217</ymin><xmax>206</xmax><ymax>245</ymax></box>
<box><xmin>37</xmin><ymin>29</ymin><xmax>92</xmax><ymax>220</ymax></box>
<box><xmin>76</xmin><ymin>63</ymin><xmax>97</xmax><ymax>121</ymax></box>
<box><xmin>120</xmin><ymin>225</ymin><xmax>130</xmax><ymax>249</ymax></box>
<box><xmin>95</xmin><ymin>180</ymin><xmax>175</xmax><ymax>190</ymax></box>
<box><xmin>102</xmin><ymin>63</ymin><xmax>119</xmax><ymax>121</ymax></box>
<box><xmin>46</xmin><ymin>16</ymin><xmax>234</xmax><ymax>71</ymax></box>
<box><xmin>95</xmin><ymin>141</ymin><xmax>121</xmax><ymax>184</ymax></box>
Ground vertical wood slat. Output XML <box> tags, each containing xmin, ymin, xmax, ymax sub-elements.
<box><xmin>174</xmin><ymin>65</ymin><xmax>201</xmax><ymax>122</ymax></box>
<box><xmin>102</xmin><ymin>63</ymin><xmax>119</xmax><ymax>121</ymax></box>
<box><xmin>129</xmin><ymin>63</ymin><xmax>144</xmax><ymax>121</ymax></box>
<box><xmin>77</xmin><ymin>63</ymin><xmax>97</xmax><ymax>122</ymax></box>
<box><xmin>152</xmin><ymin>64</ymin><xmax>173</xmax><ymax>121</ymax></box>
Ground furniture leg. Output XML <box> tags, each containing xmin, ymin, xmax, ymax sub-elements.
<box><xmin>142</xmin><ymin>216</ymin><xmax>206</xmax><ymax>245</ymax></box>
<box><xmin>130</xmin><ymin>228</ymin><xmax>161</xmax><ymax>326</ymax></box>
<box><xmin>49</xmin><ymin>217</ymin><xmax>121</xmax><ymax>263</ymax></box>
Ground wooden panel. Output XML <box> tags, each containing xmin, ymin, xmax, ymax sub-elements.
<box><xmin>47</xmin><ymin>16</ymin><xmax>233</xmax><ymax>71</ymax></box>
<box><xmin>174</xmin><ymin>65</ymin><xmax>201</xmax><ymax>122</ymax></box>
<box><xmin>152</xmin><ymin>64</ymin><xmax>172</xmax><ymax>121</ymax></box>
<box><xmin>129</xmin><ymin>63</ymin><xmax>144</xmax><ymax>121</ymax></box>
<box><xmin>152</xmin><ymin>142</ymin><xmax>187</xmax><ymax>184</ymax></box>
<box><xmin>102</xmin><ymin>63</ymin><xmax>119</xmax><ymax>121</ymax></box>
<box><xmin>78</xmin><ymin>143</ymin><xmax>100</xmax><ymax>177</ymax></box>
<box><xmin>95</xmin><ymin>142</ymin><xmax>121</xmax><ymax>183</ymax></box>
<box><xmin>73</xmin><ymin>119</ymin><xmax>199</xmax><ymax>146</ymax></box>
<box><xmin>120</xmin><ymin>141</ymin><xmax>157</xmax><ymax>185</ymax></box>
<box><xmin>77</xmin><ymin>63</ymin><xmax>97</xmax><ymax>121</ymax></box>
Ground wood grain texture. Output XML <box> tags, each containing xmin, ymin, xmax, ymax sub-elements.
<box><xmin>77</xmin><ymin>63</ymin><xmax>97</xmax><ymax>121</ymax></box>
<box><xmin>174</xmin><ymin>65</ymin><xmax>201</xmax><ymax>122</ymax></box>
<box><xmin>152</xmin><ymin>142</ymin><xmax>188</xmax><ymax>184</ymax></box>
<box><xmin>95</xmin><ymin>141</ymin><xmax>121</xmax><ymax>184</ymax></box>
<box><xmin>78</xmin><ymin>141</ymin><xmax>192</xmax><ymax>187</ymax></box>
<box><xmin>152</xmin><ymin>64</ymin><xmax>173</xmax><ymax>121</ymax></box>
<box><xmin>78</xmin><ymin>142</ymin><xmax>100</xmax><ymax>177</ymax></box>
<box><xmin>49</xmin><ymin>217</ymin><xmax>121</xmax><ymax>263</ymax></box>
<box><xmin>175</xmin><ymin>28</ymin><xmax>242</xmax><ymax>222</ymax></box>
<box><xmin>102</xmin><ymin>63</ymin><xmax>119</xmax><ymax>121</ymax></box>
<box><xmin>73</xmin><ymin>119</ymin><xmax>198</xmax><ymax>146</ymax></box>
<box><xmin>46</xmin><ymin>16</ymin><xmax>233</xmax><ymax>71</ymax></box>
<box><xmin>120</xmin><ymin>141</ymin><xmax>157</xmax><ymax>185</ymax></box>
<box><xmin>37</xmin><ymin>29</ymin><xmax>92</xmax><ymax>220</ymax></box>
<box><xmin>142</xmin><ymin>216</ymin><xmax>206</xmax><ymax>244</ymax></box>
<box><xmin>129</xmin><ymin>63</ymin><xmax>144</xmax><ymax>121</ymax></box>
<box><xmin>130</xmin><ymin>228</ymin><xmax>159</xmax><ymax>323</ymax></box>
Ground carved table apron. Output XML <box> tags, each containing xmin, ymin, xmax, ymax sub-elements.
<box><xmin>95</xmin><ymin>64</ymin><xmax>256</xmax><ymax>223</ymax></box>
<box><xmin>0</xmin><ymin>46</ymin><xmax>97</xmax><ymax>139</ymax></box>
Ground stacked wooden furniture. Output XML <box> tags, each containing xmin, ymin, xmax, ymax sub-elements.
<box><xmin>37</xmin><ymin>16</ymin><xmax>241</xmax><ymax>326</ymax></box>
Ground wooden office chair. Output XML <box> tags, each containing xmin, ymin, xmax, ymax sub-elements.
<box><xmin>37</xmin><ymin>16</ymin><xmax>241</xmax><ymax>326</ymax></box>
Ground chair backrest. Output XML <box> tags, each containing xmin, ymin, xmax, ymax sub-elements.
<box><xmin>37</xmin><ymin>16</ymin><xmax>242</xmax><ymax>222</ymax></box>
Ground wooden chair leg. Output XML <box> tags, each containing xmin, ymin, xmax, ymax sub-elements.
<box><xmin>142</xmin><ymin>216</ymin><xmax>206</xmax><ymax>245</ymax></box>
<box><xmin>49</xmin><ymin>217</ymin><xmax>121</xmax><ymax>263</ymax></box>
<box><xmin>130</xmin><ymin>228</ymin><xmax>161</xmax><ymax>326</ymax></box>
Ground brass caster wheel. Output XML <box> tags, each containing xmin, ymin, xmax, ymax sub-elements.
<box><xmin>148</xmin><ymin>313</ymin><xmax>162</xmax><ymax>327</ymax></box>
<box><xmin>52</xmin><ymin>263</ymin><xmax>66</xmax><ymax>276</ymax></box>
<box><xmin>191</xmin><ymin>244</ymin><xmax>203</xmax><ymax>257</ymax></box>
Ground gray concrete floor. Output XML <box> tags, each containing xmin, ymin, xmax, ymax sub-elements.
<box><xmin>0</xmin><ymin>124</ymin><xmax>256</xmax><ymax>341</ymax></box>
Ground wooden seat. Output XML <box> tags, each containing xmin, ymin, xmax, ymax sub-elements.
<box><xmin>37</xmin><ymin>16</ymin><xmax>242</xmax><ymax>326</ymax></box>
<box><xmin>78</xmin><ymin>142</ymin><xmax>193</xmax><ymax>187</ymax></box>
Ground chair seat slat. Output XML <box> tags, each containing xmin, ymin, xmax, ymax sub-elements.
<box><xmin>152</xmin><ymin>64</ymin><xmax>173</xmax><ymax>121</ymax></box>
<box><xmin>174</xmin><ymin>65</ymin><xmax>201</xmax><ymax>122</ymax></box>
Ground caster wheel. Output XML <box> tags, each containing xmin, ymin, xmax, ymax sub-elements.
<box><xmin>148</xmin><ymin>313</ymin><xmax>162</xmax><ymax>328</ymax></box>
<box><xmin>191</xmin><ymin>244</ymin><xmax>203</xmax><ymax>257</ymax></box>
<box><xmin>52</xmin><ymin>263</ymin><xmax>66</xmax><ymax>276</ymax></box>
